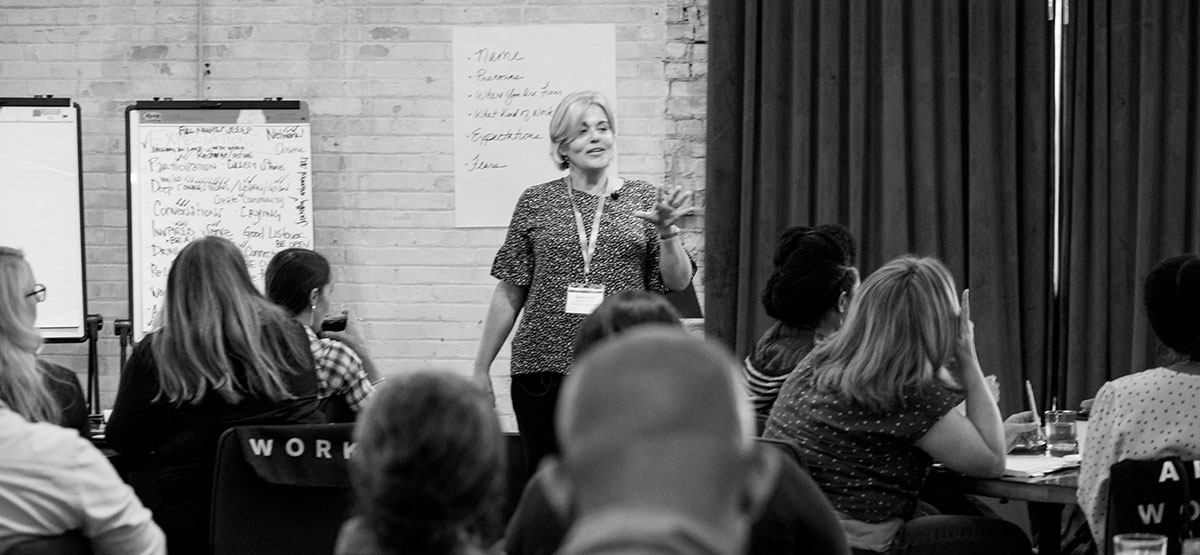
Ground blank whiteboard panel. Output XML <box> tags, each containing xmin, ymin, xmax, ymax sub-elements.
<box><xmin>127</xmin><ymin>101</ymin><xmax>313</xmax><ymax>341</ymax></box>
<box><xmin>0</xmin><ymin>102</ymin><xmax>87</xmax><ymax>341</ymax></box>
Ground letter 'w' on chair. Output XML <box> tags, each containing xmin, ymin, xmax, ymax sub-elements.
<box><xmin>1105</xmin><ymin>458</ymin><xmax>1200</xmax><ymax>555</ymax></box>
<box><xmin>210</xmin><ymin>423</ymin><xmax>356</xmax><ymax>555</ymax></box>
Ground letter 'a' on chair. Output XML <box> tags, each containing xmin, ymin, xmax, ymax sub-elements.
<box><xmin>210</xmin><ymin>423</ymin><xmax>355</xmax><ymax>555</ymax></box>
<box><xmin>1105</xmin><ymin>458</ymin><xmax>1200</xmax><ymax>555</ymax></box>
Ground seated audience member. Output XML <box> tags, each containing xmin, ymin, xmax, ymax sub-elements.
<box><xmin>1078</xmin><ymin>254</ymin><xmax>1200</xmax><ymax>548</ymax></box>
<box><xmin>505</xmin><ymin>296</ymin><xmax>849</xmax><ymax>555</ymax></box>
<box><xmin>0</xmin><ymin>247</ymin><xmax>165</xmax><ymax>554</ymax></box>
<box><xmin>0</xmin><ymin>247</ymin><xmax>89</xmax><ymax>438</ymax></box>
<box><xmin>745</xmin><ymin>224</ymin><xmax>859</xmax><ymax>419</ymax></box>
<box><xmin>106</xmin><ymin>236</ymin><xmax>324</xmax><ymax>554</ymax></box>
<box><xmin>336</xmin><ymin>372</ymin><xmax>505</xmax><ymax>555</ymax></box>
<box><xmin>543</xmin><ymin>326</ymin><xmax>782</xmax><ymax>555</ymax></box>
<box><xmin>765</xmin><ymin>256</ymin><xmax>1031</xmax><ymax>555</ymax></box>
<box><xmin>266</xmin><ymin>248</ymin><xmax>378</xmax><ymax>421</ymax></box>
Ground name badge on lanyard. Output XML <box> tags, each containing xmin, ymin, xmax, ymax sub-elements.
<box><xmin>566</xmin><ymin>283</ymin><xmax>606</xmax><ymax>314</ymax></box>
<box><xmin>565</xmin><ymin>181</ymin><xmax>607</xmax><ymax>315</ymax></box>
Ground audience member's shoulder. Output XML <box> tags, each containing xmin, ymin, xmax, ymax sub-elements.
<box><xmin>0</xmin><ymin>408</ymin><xmax>91</xmax><ymax>459</ymax></box>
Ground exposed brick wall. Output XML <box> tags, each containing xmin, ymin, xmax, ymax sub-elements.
<box><xmin>1</xmin><ymin>0</ymin><xmax>708</xmax><ymax>427</ymax></box>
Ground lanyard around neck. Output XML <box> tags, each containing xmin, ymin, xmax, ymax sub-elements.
<box><xmin>567</xmin><ymin>179</ymin><xmax>606</xmax><ymax>281</ymax></box>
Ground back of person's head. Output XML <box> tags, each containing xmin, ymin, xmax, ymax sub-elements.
<box><xmin>265</xmin><ymin>248</ymin><xmax>331</xmax><ymax>316</ymax></box>
<box><xmin>0</xmin><ymin>247</ymin><xmax>58</xmax><ymax>423</ymax></box>
<box><xmin>557</xmin><ymin>326</ymin><xmax>777</xmax><ymax>545</ymax></box>
<box><xmin>152</xmin><ymin>236</ymin><xmax>304</xmax><ymax>405</ymax></box>
<box><xmin>810</xmin><ymin>255</ymin><xmax>961</xmax><ymax>412</ymax></box>
<box><xmin>1145</xmin><ymin>254</ymin><xmax>1200</xmax><ymax>362</ymax></box>
<box><xmin>351</xmin><ymin>372</ymin><xmax>505</xmax><ymax>555</ymax></box>
<box><xmin>572</xmin><ymin>290</ymin><xmax>682</xmax><ymax>358</ymax></box>
<box><xmin>762</xmin><ymin>224</ymin><xmax>859</xmax><ymax>328</ymax></box>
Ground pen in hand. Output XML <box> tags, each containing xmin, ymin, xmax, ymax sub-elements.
<box><xmin>1025</xmin><ymin>379</ymin><xmax>1042</xmax><ymax>428</ymax></box>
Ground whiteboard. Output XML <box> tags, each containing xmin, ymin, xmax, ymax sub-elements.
<box><xmin>0</xmin><ymin>101</ymin><xmax>87</xmax><ymax>341</ymax></box>
<box><xmin>453</xmin><ymin>24</ymin><xmax>618</xmax><ymax>227</ymax></box>
<box><xmin>127</xmin><ymin>101</ymin><xmax>314</xmax><ymax>340</ymax></box>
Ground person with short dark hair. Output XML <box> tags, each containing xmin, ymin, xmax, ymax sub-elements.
<box><xmin>546</xmin><ymin>327</ymin><xmax>780</xmax><ymax>555</ymax></box>
<box><xmin>1078</xmin><ymin>254</ymin><xmax>1200</xmax><ymax>549</ymax></box>
<box><xmin>336</xmin><ymin>372</ymin><xmax>505</xmax><ymax>555</ymax></box>
<box><xmin>745</xmin><ymin>224</ymin><xmax>859</xmax><ymax>418</ymax></box>
<box><xmin>265</xmin><ymin>248</ymin><xmax>379</xmax><ymax>421</ymax></box>
<box><xmin>506</xmin><ymin>297</ymin><xmax>850</xmax><ymax>555</ymax></box>
<box><xmin>106</xmin><ymin>236</ymin><xmax>323</xmax><ymax>554</ymax></box>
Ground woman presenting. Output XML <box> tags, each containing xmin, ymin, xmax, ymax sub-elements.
<box><xmin>473</xmin><ymin>90</ymin><xmax>694</xmax><ymax>471</ymax></box>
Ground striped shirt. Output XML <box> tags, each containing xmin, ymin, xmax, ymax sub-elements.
<box><xmin>304</xmin><ymin>326</ymin><xmax>374</xmax><ymax>411</ymax></box>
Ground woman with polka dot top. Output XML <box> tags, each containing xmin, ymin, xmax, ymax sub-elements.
<box><xmin>472</xmin><ymin>91</ymin><xmax>695</xmax><ymax>475</ymax></box>
<box><xmin>1078</xmin><ymin>254</ymin><xmax>1200</xmax><ymax>550</ymax></box>
<box><xmin>764</xmin><ymin>256</ymin><xmax>1031</xmax><ymax>554</ymax></box>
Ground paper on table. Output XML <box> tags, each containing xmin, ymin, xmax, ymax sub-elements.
<box><xmin>1004</xmin><ymin>454</ymin><xmax>1081</xmax><ymax>478</ymax></box>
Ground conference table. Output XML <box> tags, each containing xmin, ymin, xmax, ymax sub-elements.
<box><xmin>927</xmin><ymin>467</ymin><xmax>1080</xmax><ymax>555</ymax></box>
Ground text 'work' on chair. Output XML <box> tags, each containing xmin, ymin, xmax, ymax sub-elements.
<box><xmin>210</xmin><ymin>423</ymin><xmax>355</xmax><ymax>555</ymax></box>
<box><xmin>1106</xmin><ymin>458</ymin><xmax>1200</xmax><ymax>555</ymax></box>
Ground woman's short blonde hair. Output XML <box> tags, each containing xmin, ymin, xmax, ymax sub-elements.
<box><xmin>809</xmin><ymin>255</ymin><xmax>962</xmax><ymax>412</ymax></box>
<box><xmin>547</xmin><ymin>90</ymin><xmax>615</xmax><ymax>171</ymax></box>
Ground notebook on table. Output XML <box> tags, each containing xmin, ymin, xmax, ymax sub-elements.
<box><xmin>1004</xmin><ymin>454</ymin><xmax>1081</xmax><ymax>478</ymax></box>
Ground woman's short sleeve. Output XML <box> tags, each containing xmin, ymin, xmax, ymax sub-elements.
<box><xmin>491</xmin><ymin>189</ymin><xmax>536</xmax><ymax>286</ymax></box>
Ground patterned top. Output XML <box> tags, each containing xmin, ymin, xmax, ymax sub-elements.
<box><xmin>743</xmin><ymin>323</ymin><xmax>819</xmax><ymax>416</ymax></box>
<box><xmin>1077</xmin><ymin>367</ymin><xmax>1200</xmax><ymax>549</ymax></box>
<box><xmin>304</xmin><ymin>326</ymin><xmax>374</xmax><ymax>411</ymax></box>
<box><xmin>763</xmin><ymin>362</ymin><xmax>964</xmax><ymax>524</ymax></box>
<box><xmin>491</xmin><ymin>177</ymin><xmax>691</xmax><ymax>376</ymax></box>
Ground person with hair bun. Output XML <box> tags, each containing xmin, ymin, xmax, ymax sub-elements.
<box><xmin>744</xmin><ymin>224</ymin><xmax>859</xmax><ymax>419</ymax></box>
<box><xmin>265</xmin><ymin>248</ymin><xmax>379</xmax><ymax>421</ymax></box>
<box><xmin>1078</xmin><ymin>254</ymin><xmax>1200</xmax><ymax>548</ymax></box>
<box><xmin>336</xmin><ymin>372</ymin><xmax>505</xmax><ymax>555</ymax></box>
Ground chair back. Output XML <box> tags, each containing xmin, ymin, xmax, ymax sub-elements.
<box><xmin>210</xmin><ymin>423</ymin><xmax>355</xmax><ymax>555</ymax></box>
<box><xmin>7</xmin><ymin>532</ymin><xmax>92</xmax><ymax>555</ymax></box>
<box><xmin>1105</xmin><ymin>458</ymin><xmax>1200</xmax><ymax>555</ymax></box>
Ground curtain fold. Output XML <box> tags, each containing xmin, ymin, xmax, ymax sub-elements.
<box><xmin>706</xmin><ymin>0</ymin><xmax>1052</xmax><ymax>415</ymax></box>
<box><xmin>1059</xmin><ymin>0</ymin><xmax>1200</xmax><ymax>407</ymax></box>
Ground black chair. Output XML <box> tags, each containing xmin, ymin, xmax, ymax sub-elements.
<box><xmin>209</xmin><ymin>423</ymin><xmax>355</xmax><ymax>555</ymax></box>
<box><xmin>1105</xmin><ymin>457</ymin><xmax>1199</xmax><ymax>555</ymax></box>
<box><xmin>7</xmin><ymin>532</ymin><xmax>92</xmax><ymax>555</ymax></box>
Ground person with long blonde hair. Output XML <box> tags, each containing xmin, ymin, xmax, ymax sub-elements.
<box><xmin>0</xmin><ymin>246</ymin><xmax>165</xmax><ymax>553</ymax></box>
<box><xmin>106</xmin><ymin>236</ymin><xmax>323</xmax><ymax>554</ymax></box>
<box><xmin>765</xmin><ymin>256</ymin><xmax>1028</xmax><ymax>555</ymax></box>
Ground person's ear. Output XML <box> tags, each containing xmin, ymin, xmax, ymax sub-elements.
<box><xmin>538</xmin><ymin>456</ymin><xmax>576</xmax><ymax>522</ymax></box>
<box><xmin>308</xmin><ymin>287</ymin><xmax>321</xmax><ymax>307</ymax></box>
<box><xmin>837</xmin><ymin>290</ymin><xmax>850</xmax><ymax>313</ymax></box>
<box><xmin>741</xmin><ymin>446</ymin><xmax>782</xmax><ymax>518</ymax></box>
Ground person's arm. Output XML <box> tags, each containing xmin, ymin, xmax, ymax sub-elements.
<box><xmin>473</xmin><ymin>281</ymin><xmax>529</xmax><ymax>399</ymax></box>
<box><xmin>1077</xmin><ymin>382</ymin><xmax>1119</xmax><ymax>547</ymax></box>
<box><xmin>322</xmin><ymin>309</ymin><xmax>379</xmax><ymax>382</ymax></box>
<box><xmin>633</xmin><ymin>186</ymin><xmax>695</xmax><ymax>291</ymax></box>
<box><xmin>916</xmin><ymin>290</ymin><xmax>1006</xmax><ymax>477</ymax></box>
<box><xmin>103</xmin><ymin>342</ymin><xmax>162</xmax><ymax>455</ymax></box>
<box><xmin>72</xmin><ymin>437</ymin><xmax>167</xmax><ymax>555</ymax></box>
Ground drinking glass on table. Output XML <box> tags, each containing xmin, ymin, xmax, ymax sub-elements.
<box><xmin>1182</xmin><ymin>538</ymin><xmax>1200</xmax><ymax>555</ymax></box>
<box><xmin>1112</xmin><ymin>533</ymin><xmax>1167</xmax><ymax>555</ymax></box>
<box><xmin>1045</xmin><ymin>409</ymin><xmax>1078</xmax><ymax>456</ymax></box>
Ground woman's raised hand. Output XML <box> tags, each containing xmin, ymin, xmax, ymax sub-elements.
<box><xmin>956</xmin><ymin>289</ymin><xmax>981</xmax><ymax>371</ymax></box>
<box><xmin>633</xmin><ymin>186</ymin><xmax>695</xmax><ymax>232</ymax></box>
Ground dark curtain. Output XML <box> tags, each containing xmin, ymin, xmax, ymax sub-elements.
<box><xmin>706</xmin><ymin>0</ymin><xmax>1053</xmax><ymax>415</ymax></box>
<box><xmin>1059</xmin><ymin>0</ymin><xmax>1200</xmax><ymax>407</ymax></box>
